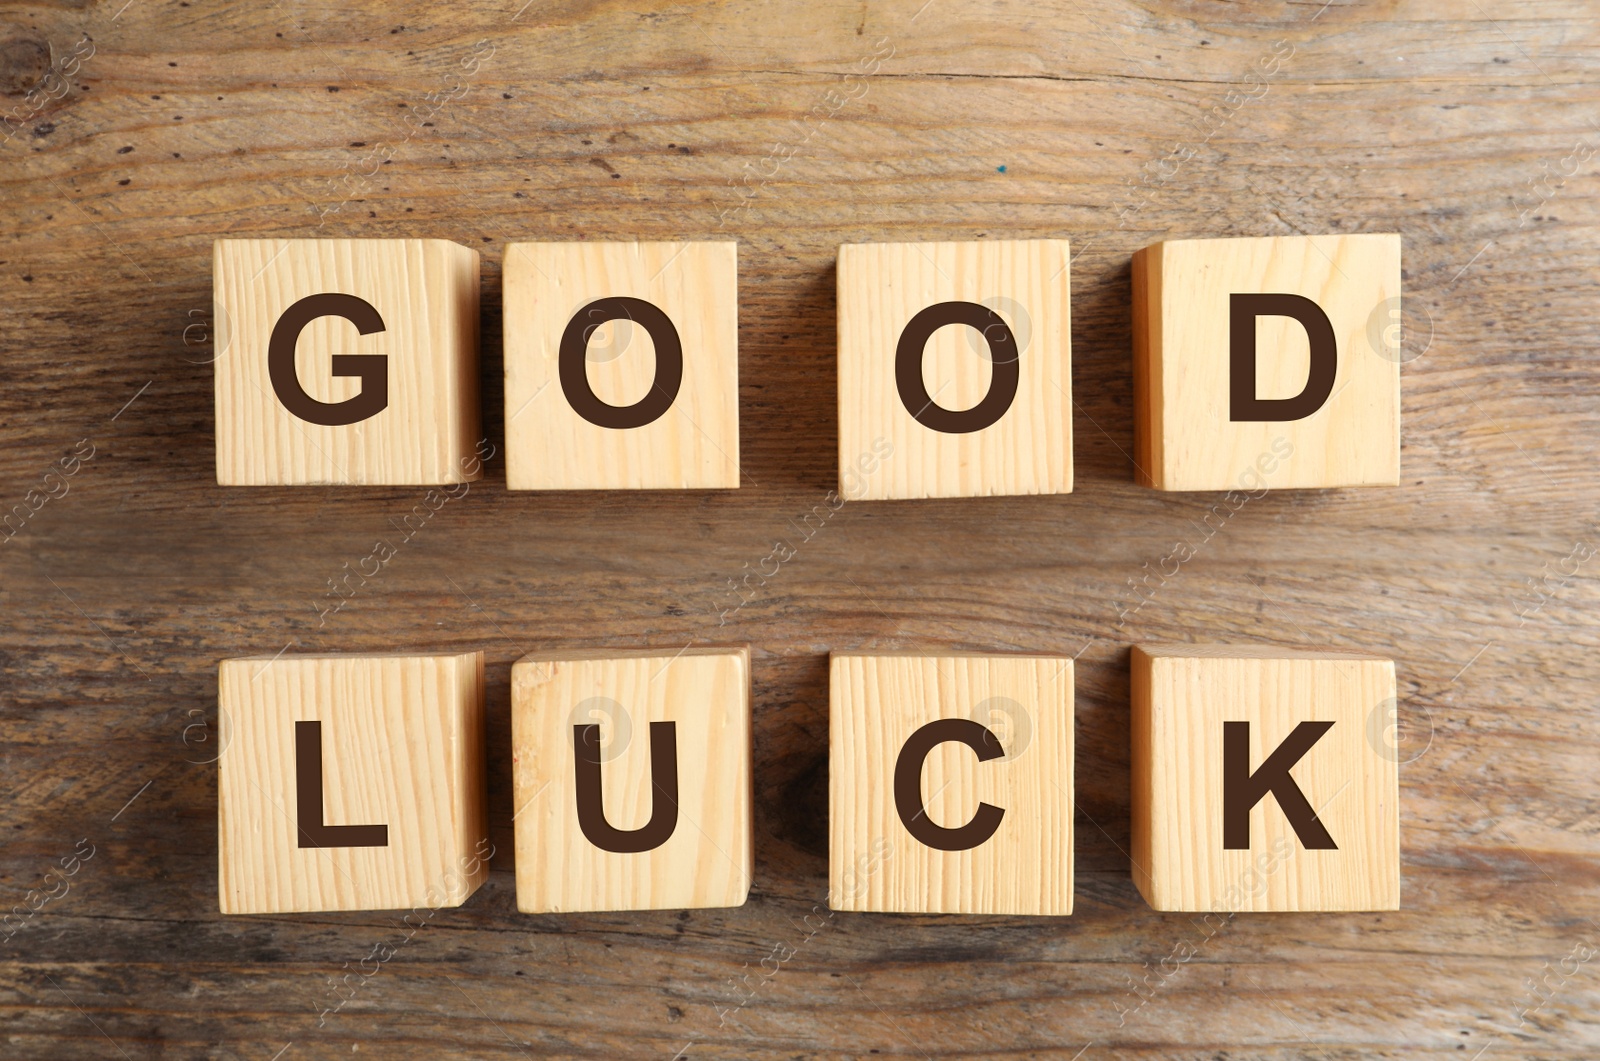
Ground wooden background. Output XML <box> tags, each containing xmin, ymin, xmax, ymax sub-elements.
<box><xmin>2</xmin><ymin>0</ymin><xmax>1598</xmax><ymax>1056</ymax></box>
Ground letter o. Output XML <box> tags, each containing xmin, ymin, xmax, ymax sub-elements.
<box><xmin>559</xmin><ymin>296</ymin><xmax>683</xmax><ymax>429</ymax></box>
<box><xmin>895</xmin><ymin>301</ymin><xmax>1020</xmax><ymax>433</ymax></box>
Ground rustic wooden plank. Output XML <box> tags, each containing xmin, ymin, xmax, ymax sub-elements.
<box><xmin>1</xmin><ymin>0</ymin><xmax>1598</xmax><ymax>1056</ymax></box>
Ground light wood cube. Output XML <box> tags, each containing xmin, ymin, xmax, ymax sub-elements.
<box><xmin>1131</xmin><ymin>645</ymin><xmax>1400</xmax><ymax>912</ymax></box>
<box><xmin>213</xmin><ymin>238</ymin><xmax>482</xmax><ymax>486</ymax></box>
<box><xmin>1132</xmin><ymin>234</ymin><xmax>1401</xmax><ymax>490</ymax></box>
<box><xmin>510</xmin><ymin>646</ymin><xmax>751</xmax><ymax>913</ymax></box>
<box><xmin>836</xmin><ymin>240</ymin><xmax>1072</xmax><ymax>500</ymax></box>
<box><xmin>218</xmin><ymin>651</ymin><xmax>488</xmax><ymax>914</ymax></box>
<box><xmin>503</xmin><ymin>242</ymin><xmax>740</xmax><ymax>490</ymax></box>
<box><xmin>829</xmin><ymin>653</ymin><xmax>1075</xmax><ymax>914</ymax></box>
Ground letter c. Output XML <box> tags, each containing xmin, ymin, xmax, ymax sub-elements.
<box><xmin>893</xmin><ymin>718</ymin><xmax>1006</xmax><ymax>851</ymax></box>
<box><xmin>268</xmin><ymin>293</ymin><xmax>389</xmax><ymax>426</ymax></box>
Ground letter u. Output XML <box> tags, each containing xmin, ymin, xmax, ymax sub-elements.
<box><xmin>573</xmin><ymin>721</ymin><xmax>679</xmax><ymax>853</ymax></box>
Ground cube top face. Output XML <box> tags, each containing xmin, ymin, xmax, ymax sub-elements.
<box><xmin>503</xmin><ymin>241</ymin><xmax>740</xmax><ymax>490</ymax></box>
<box><xmin>509</xmin><ymin>646</ymin><xmax>751</xmax><ymax>913</ymax></box>
<box><xmin>213</xmin><ymin>238</ymin><xmax>482</xmax><ymax>486</ymax></box>
<box><xmin>217</xmin><ymin>651</ymin><xmax>488</xmax><ymax>914</ymax></box>
<box><xmin>829</xmin><ymin>653</ymin><xmax>1074</xmax><ymax>914</ymax></box>
<box><xmin>1130</xmin><ymin>644</ymin><xmax>1399</xmax><ymax>912</ymax></box>
<box><xmin>837</xmin><ymin>240</ymin><xmax>1072</xmax><ymax>501</ymax></box>
<box><xmin>1133</xmin><ymin>233</ymin><xmax>1401</xmax><ymax>491</ymax></box>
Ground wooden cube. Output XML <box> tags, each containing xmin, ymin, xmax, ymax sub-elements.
<box><xmin>1132</xmin><ymin>234</ymin><xmax>1401</xmax><ymax>490</ymax></box>
<box><xmin>829</xmin><ymin>653</ymin><xmax>1074</xmax><ymax>914</ymax></box>
<box><xmin>836</xmin><ymin>240</ymin><xmax>1072</xmax><ymax>500</ymax></box>
<box><xmin>1131</xmin><ymin>645</ymin><xmax>1400</xmax><ymax>912</ymax></box>
<box><xmin>217</xmin><ymin>651</ymin><xmax>488</xmax><ymax>914</ymax></box>
<box><xmin>503</xmin><ymin>242</ymin><xmax>740</xmax><ymax>490</ymax></box>
<box><xmin>510</xmin><ymin>646</ymin><xmax>751</xmax><ymax>913</ymax></box>
<box><xmin>213</xmin><ymin>238</ymin><xmax>482</xmax><ymax>486</ymax></box>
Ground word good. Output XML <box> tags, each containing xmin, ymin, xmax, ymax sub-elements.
<box><xmin>213</xmin><ymin>233</ymin><xmax>1401</xmax><ymax>496</ymax></box>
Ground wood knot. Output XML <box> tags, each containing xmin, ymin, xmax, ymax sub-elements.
<box><xmin>0</xmin><ymin>34</ymin><xmax>51</xmax><ymax>96</ymax></box>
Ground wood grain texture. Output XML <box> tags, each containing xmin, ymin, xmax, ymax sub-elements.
<box><xmin>3</xmin><ymin>0</ymin><xmax>1599</xmax><ymax>1056</ymax></box>
<box><xmin>213</xmin><ymin>238</ymin><xmax>482</xmax><ymax>485</ymax></box>
<box><xmin>1133</xmin><ymin>234</ymin><xmax>1402</xmax><ymax>490</ymax></box>
<box><xmin>837</xmin><ymin>239</ymin><xmax>1071</xmax><ymax>499</ymax></box>
<box><xmin>1130</xmin><ymin>644</ymin><xmax>1399</xmax><ymax>912</ymax></box>
<box><xmin>829</xmin><ymin>652</ymin><xmax>1073</xmax><ymax>914</ymax></box>
<box><xmin>217</xmin><ymin>651</ymin><xmax>488</xmax><ymax>914</ymax></box>
<box><xmin>509</xmin><ymin>646</ymin><xmax>752</xmax><ymax>913</ymax></box>
<box><xmin>503</xmin><ymin>241</ymin><xmax>740</xmax><ymax>489</ymax></box>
